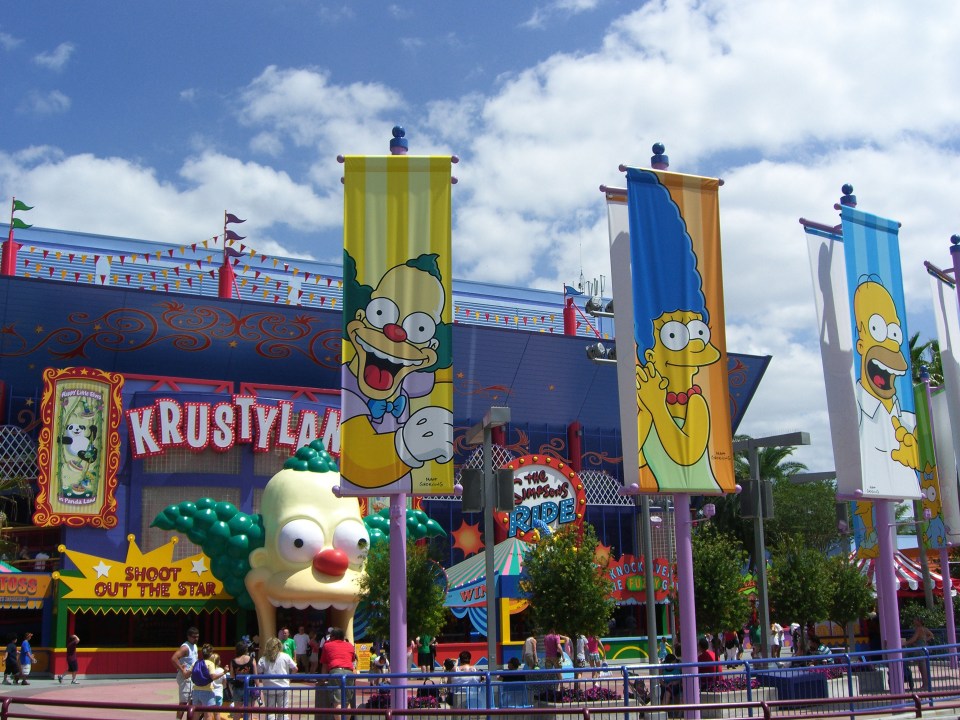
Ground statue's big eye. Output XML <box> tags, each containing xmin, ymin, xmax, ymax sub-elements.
<box><xmin>277</xmin><ymin>519</ymin><xmax>324</xmax><ymax>564</ymax></box>
<box><xmin>333</xmin><ymin>520</ymin><xmax>370</xmax><ymax>568</ymax></box>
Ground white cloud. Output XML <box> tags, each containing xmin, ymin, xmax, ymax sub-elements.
<box><xmin>239</xmin><ymin>66</ymin><xmax>406</xmax><ymax>153</ymax></box>
<box><xmin>249</xmin><ymin>132</ymin><xmax>284</xmax><ymax>157</ymax></box>
<box><xmin>523</xmin><ymin>0</ymin><xmax>602</xmax><ymax>28</ymax></box>
<box><xmin>0</xmin><ymin>31</ymin><xmax>22</xmax><ymax>51</ymax></box>
<box><xmin>19</xmin><ymin>90</ymin><xmax>70</xmax><ymax>115</ymax></box>
<box><xmin>399</xmin><ymin>37</ymin><xmax>424</xmax><ymax>52</ymax></box>
<box><xmin>34</xmin><ymin>42</ymin><xmax>75</xmax><ymax>72</ymax></box>
<box><xmin>317</xmin><ymin>5</ymin><xmax>355</xmax><ymax>23</ymax></box>
<box><xmin>5</xmin><ymin>0</ymin><xmax>960</xmax><ymax>472</ymax></box>
<box><xmin>0</xmin><ymin>150</ymin><xmax>340</xmax><ymax>251</ymax></box>
<box><xmin>180</xmin><ymin>88</ymin><xmax>198</xmax><ymax>102</ymax></box>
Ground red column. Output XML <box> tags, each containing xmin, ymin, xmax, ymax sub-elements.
<box><xmin>563</xmin><ymin>297</ymin><xmax>576</xmax><ymax>335</ymax></box>
<box><xmin>218</xmin><ymin>261</ymin><xmax>235</xmax><ymax>299</ymax></box>
<box><xmin>1</xmin><ymin>230</ymin><xmax>18</xmax><ymax>276</ymax></box>
<box><xmin>567</xmin><ymin>421</ymin><xmax>582</xmax><ymax>471</ymax></box>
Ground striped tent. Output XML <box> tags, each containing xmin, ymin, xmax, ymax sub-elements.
<box><xmin>0</xmin><ymin>560</ymin><xmax>19</xmax><ymax>573</ymax></box>
<box><xmin>851</xmin><ymin>551</ymin><xmax>958</xmax><ymax>597</ymax></box>
<box><xmin>444</xmin><ymin>537</ymin><xmax>530</xmax><ymax>608</ymax></box>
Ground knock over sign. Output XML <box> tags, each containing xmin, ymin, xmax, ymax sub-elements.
<box><xmin>494</xmin><ymin>455</ymin><xmax>587</xmax><ymax>542</ymax></box>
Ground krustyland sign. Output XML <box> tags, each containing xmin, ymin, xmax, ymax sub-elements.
<box><xmin>494</xmin><ymin>455</ymin><xmax>587</xmax><ymax>542</ymax></box>
<box><xmin>126</xmin><ymin>395</ymin><xmax>341</xmax><ymax>458</ymax></box>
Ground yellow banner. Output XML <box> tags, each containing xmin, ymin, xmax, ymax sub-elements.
<box><xmin>340</xmin><ymin>156</ymin><xmax>454</xmax><ymax>496</ymax></box>
<box><xmin>55</xmin><ymin>536</ymin><xmax>229</xmax><ymax>602</ymax></box>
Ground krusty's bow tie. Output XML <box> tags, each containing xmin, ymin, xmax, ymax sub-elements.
<box><xmin>368</xmin><ymin>395</ymin><xmax>407</xmax><ymax>420</ymax></box>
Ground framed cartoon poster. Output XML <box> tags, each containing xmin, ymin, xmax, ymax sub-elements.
<box><xmin>34</xmin><ymin>367</ymin><xmax>124</xmax><ymax>528</ymax></box>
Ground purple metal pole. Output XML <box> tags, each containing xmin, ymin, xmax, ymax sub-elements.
<box><xmin>922</xmin><ymin>365</ymin><xmax>958</xmax><ymax>664</ymax></box>
<box><xmin>941</xmin><ymin>546</ymin><xmax>958</xmax><ymax>668</ymax></box>
<box><xmin>950</xmin><ymin>236</ymin><xmax>960</xmax><ymax>311</ymax></box>
<box><xmin>390</xmin><ymin>493</ymin><xmax>408</xmax><ymax>708</ymax></box>
<box><xmin>387</xmin><ymin>125</ymin><xmax>410</xmax><ymax>708</ymax></box>
<box><xmin>673</xmin><ymin>492</ymin><xmax>700</xmax><ymax>716</ymax></box>
<box><xmin>875</xmin><ymin>499</ymin><xmax>904</xmax><ymax>694</ymax></box>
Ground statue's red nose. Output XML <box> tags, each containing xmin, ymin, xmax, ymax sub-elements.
<box><xmin>313</xmin><ymin>548</ymin><xmax>348</xmax><ymax>578</ymax></box>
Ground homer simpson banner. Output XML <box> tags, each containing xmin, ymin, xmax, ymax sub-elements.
<box><xmin>340</xmin><ymin>155</ymin><xmax>454</xmax><ymax>496</ymax></box>
<box><xmin>623</xmin><ymin>168</ymin><xmax>735</xmax><ymax>493</ymax></box>
<box><xmin>840</xmin><ymin>206</ymin><xmax>921</xmax><ymax>500</ymax></box>
<box><xmin>850</xmin><ymin>380</ymin><xmax>946</xmax><ymax>560</ymax></box>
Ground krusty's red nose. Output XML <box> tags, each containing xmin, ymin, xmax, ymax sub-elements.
<box><xmin>313</xmin><ymin>548</ymin><xmax>348</xmax><ymax>578</ymax></box>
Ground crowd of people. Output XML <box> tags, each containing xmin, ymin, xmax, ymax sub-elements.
<box><xmin>170</xmin><ymin>623</ymin><xmax>358</xmax><ymax>720</ymax></box>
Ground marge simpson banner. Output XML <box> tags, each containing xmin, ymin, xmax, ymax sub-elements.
<box><xmin>340</xmin><ymin>156</ymin><xmax>454</xmax><ymax>496</ymax></box>
<box><xmin>624</xmin><ymin>168</ymin><xmax>735</xmax><ymax>493</ymax></box>
<box><xmin>841</xmin><ymin>206</ymin><xmax>921</xmax><ymax>500</ymax></box>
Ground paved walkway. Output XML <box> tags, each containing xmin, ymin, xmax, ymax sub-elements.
<box><xmin>0</xmin><ymin>676</ymin><xmax>179</xmax><ymax>718</ymax></box>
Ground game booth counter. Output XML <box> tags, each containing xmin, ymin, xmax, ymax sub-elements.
<box><xmin>49</xmin><ymin>535</ymin><xmax>236</xmax><ymax>676</ymax></box>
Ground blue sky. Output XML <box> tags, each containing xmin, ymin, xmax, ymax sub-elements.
<box><xmin>3</xmin><ymin>0</ymin><xmax>960</xmax><ymax>472</ymax></box>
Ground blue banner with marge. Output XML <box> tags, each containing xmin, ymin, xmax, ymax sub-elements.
<box><xmin>624</xmin><ymin>168</ymin><xmax>735</xmax><ymax>494</ymax></box>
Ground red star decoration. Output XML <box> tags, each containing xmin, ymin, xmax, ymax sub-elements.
<box><xmin>594</xmin><ymin>542</ymin><xmax>613</xmax><ymax>568</ymax></box>
<box><xmin>452</xmin><ymin>520</ymin><xmax>484</xmax><ymax>558</ymax></box>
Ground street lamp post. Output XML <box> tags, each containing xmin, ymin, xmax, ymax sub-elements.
<box><xmin>466</xmin><ymin>406</ymin><xmax>511</xmax><ymax>671</ymax></box>
<box><xmin>732</xmin><ymin>432</ymin><xmax>810</xmax><ymax>659</ymax></box>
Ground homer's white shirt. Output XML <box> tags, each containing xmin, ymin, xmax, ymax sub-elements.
<box><xmin>855</xmin><ymin>382</ymin><xmax>921</xmax><ymax>499</ymax></box>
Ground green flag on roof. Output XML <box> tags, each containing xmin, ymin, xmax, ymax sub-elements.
<box><xmin>11</xmin><ymin>218</ymin><xmax>31</xmax><ymax>230</ymax></box>
<box><xmin>12</xmin><ymin>200</ymin><xmax>33</xmax><ymax>212</ymax></box>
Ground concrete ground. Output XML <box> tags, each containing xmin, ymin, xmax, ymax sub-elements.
<box><xmin>0</xmin><ymin>676</ymin><xmax>186</xmax><ymax>718</ymax></box>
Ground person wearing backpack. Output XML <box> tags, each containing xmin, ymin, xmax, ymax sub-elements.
<box><xmin>191</xmin><ymin>643</ymin><xmax>227</xmax><ymax>713</ymax></box>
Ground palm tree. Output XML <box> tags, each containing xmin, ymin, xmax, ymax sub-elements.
<box><xmin>910</xmin><ymin>332</ymin><xmax>944</xmax><ymax>386</ymax></box>
<box><xmin>710</xmin><ymin>435</ymin><xmax>810</xmax><ymax>562</ymax></box>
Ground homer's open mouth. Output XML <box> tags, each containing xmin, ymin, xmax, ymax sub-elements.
<box><xmin>357</xmin><ymin>336</ymin><xmax>423</xmax><ymax>391</ymax></box>
<box><xmin>867</xmin><ymin>357</ymin><xmax>904</xmax><ymax>390</ymax></box>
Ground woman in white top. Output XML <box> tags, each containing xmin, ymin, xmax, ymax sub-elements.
<box><xmin>770</xmin><ymin>623</ymin><xmax>783</xmax><ymax>659</ymax></box>
<box><xmin>257</xmin><ymin>637</ymin><xmax>298</xmax><ymax>720</ymax></box>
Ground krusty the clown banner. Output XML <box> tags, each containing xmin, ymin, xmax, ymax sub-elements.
<box><xmin>339</xmin><ymin>154</ymin><xmax>454</xmax><ymax>496</ymax></box>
